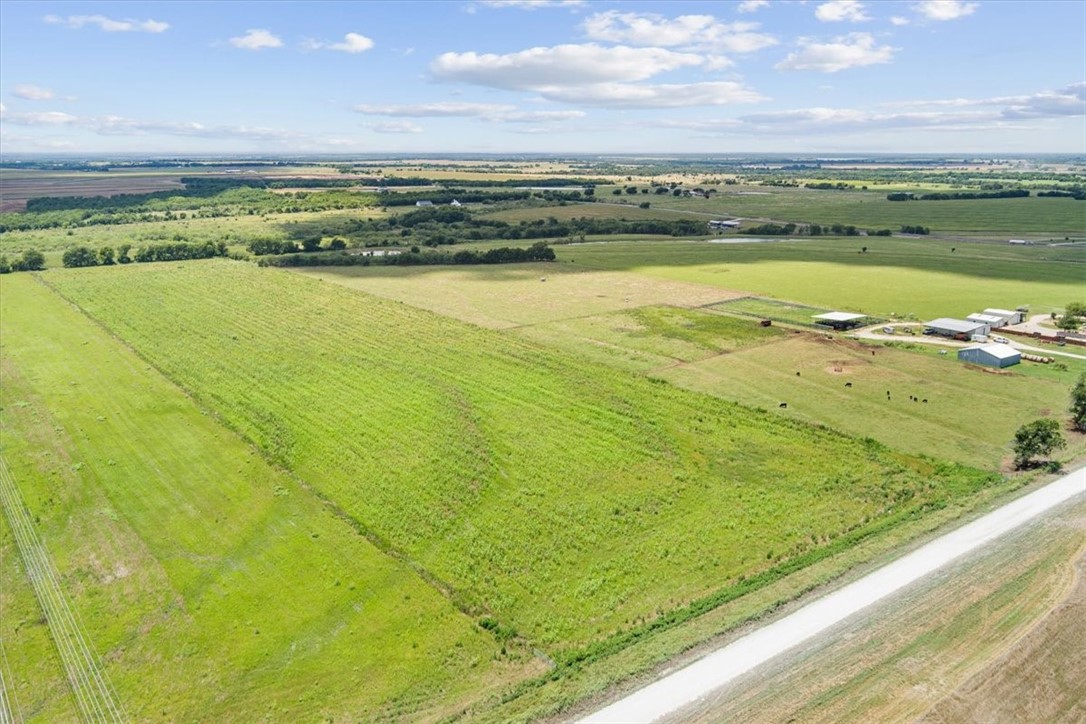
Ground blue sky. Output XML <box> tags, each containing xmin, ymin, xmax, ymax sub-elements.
<box><xmin>1</xmin><ymin>0</ymin><xmax>1083</xmax><ymax>155</ymax></box>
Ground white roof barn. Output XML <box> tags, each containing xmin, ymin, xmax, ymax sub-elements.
<box><xmin>967</xmin><ymin>313</ymin><xmax>1006</xmax><ymax>328</ymax></box>
<box><xmin>926</xmin><ymin>317</ymin><xmax>991</xmax><ymax>337</ymax></box>
<box><xmin>958</xmin><ymin>344</ymin><xmax>1021</xmax><ymax>368</ymax></box>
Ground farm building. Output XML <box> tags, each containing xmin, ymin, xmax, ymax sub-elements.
<box><xmin>415</xmin><ymin>200</ymin><xmax>434</xmax><ymax>207</ymax></box>
<box><xmin>967</xmin><ymin>313</ymin><xmax>1006</xmax><ymax>328</ymax></box>
<box><xmin>983</xmin><ymin>308</ymin><xmax>1026</xmax><ymax>325</ymax></box>
<box><xmin>812</xmin><ymin>311</ymin><xmax>868</xmax><ymax>330</ymax></box>
<box><xmin>1008</xmin><ymin>239</ymin><xmax>1032</xmax><ymax>245</ymax></box>
<box><xmin>958</xmin><ymin>344</ymin><xmax>1021</xmax><ymax>368</ymax></box>
<box><xmin>708</xmin><ymin>219</ymin><xmax>742</xmax><ymax>230</ymax></box>
<box><xmin>449</xmin><ymin>199</ymin><xmax>462</xmax><ymax>207</ymax></box>
<box><xmin>925</xmin><ymin>318</ymin><xmax>990</xmax><ymax>339</ymax></box>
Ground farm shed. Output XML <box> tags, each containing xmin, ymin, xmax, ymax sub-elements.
<box><xmin>967</xmin><ymin>313</ymin><xmax>1006</xmax><ymax>329</ymax></box>
<box><xmin>449</xmin><ymin>199</ymin><xmax>462</xmax><ymax>207</ymax></box>
<box><xmin>925</xmin><ymin>318</ymin><xmax>990</xmax><ymax>339</ymax></box>
<box><xmin>958</xmin><ymin>344</ymin><xmax>1021</xmax><ymax>368</ymax></box>
<box><xmin>983</xmin><ymin>308</ymin><xmax>1026</xmax><ymax>325</ymax></box>
<box><xmin>812</xmin><ymin>311</ymin><xmax>867</xmax><ymax>330</ymax></box>
<box><xmin>415</xmin><ymin>200</ymin><xmax>434</xmax><ymax>207</ymax></box>
<box><xmin>708</xmin><ymin>219</ymin><xmax>742</xmax><ymax>230</ymax></box>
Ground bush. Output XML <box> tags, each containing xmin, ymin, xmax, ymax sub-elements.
<box><xmin>63</xmin><ymin>246</ymin><xmax>100</xmax><ymax>268</ymax></box>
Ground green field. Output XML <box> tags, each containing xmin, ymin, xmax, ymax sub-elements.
<box><xmin>37</xmin><ymin>261</ymin><xmax>995</xmax><ymax>663</ymax></box>
<box><xmin>555</xmin><ymin>237</ymin><xmax>1085</xmax><ymax>319</ymax></box>
<box><xmin>0</xmin><ymin>274</ymin><xmax>522</xmax><ymax>721</ymax></box>
<box><xmin>596</xmin><ymin>185</ymin><xmax>1086</xmax><ymax>236</ymax></box>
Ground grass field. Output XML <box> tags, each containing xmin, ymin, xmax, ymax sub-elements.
<box><xmin>40</xmin><ymin>261</ymin><xmax>996</xmax><ymax>665</ymax></box>
<box><xmin>292</xmin><ymin>263</ymin><xmax>735</xmax><ymax>329</ymax></box>
<box><xmin>556</xmin><ymin>238</ymin><xmax>1086</xmax><ymax>319</ymax></box>
<box><xmin>655</xmin><ymin>335</ymin><xmax>1086</xmax><ymax>470</ymax></box>
<box><xmin>597</xmin><ymin>185</ymin><xmax>1086</xmax><ymax>236</ymax></box>
<box><xmin>0</xmin><ymin>273</ymin><xmax>522</xmax><ymax>721</ymax></box>
<box><xmin>477</xmin><ymin>203</ymin><xmax>698</xmax><ymax>223</ymax></box>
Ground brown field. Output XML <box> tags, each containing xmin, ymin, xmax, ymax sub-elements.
<box><xmin>0</xmin><ymin>172</ymin><xmax>185</xmax><ymax>211</ymax></box>
<box><xmin>921</xmin><ymin>544</ymin><xmax>1086</xmax><ymax>723</ymax></box>
<box><xmin>669</xmin><ymin>497</ymin><xmax>1086</xmax><ymax>724</ymax></box>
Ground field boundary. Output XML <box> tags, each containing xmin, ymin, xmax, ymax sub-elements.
<box><xmin>0</xmin><ymin>457</ymin><xmax>126</xmax><ymax>723</ymax></box>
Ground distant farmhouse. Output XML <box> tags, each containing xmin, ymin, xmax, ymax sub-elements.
<box><xmin>415</xmin><ymin>200</ymin><xmax>433</xmax><ymax>207</ymax></box>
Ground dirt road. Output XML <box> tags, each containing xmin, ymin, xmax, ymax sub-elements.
<box><xmin>581</xmin><ymin>467</ymin><xmax>1086</xmax><ymax>724</ymax></box>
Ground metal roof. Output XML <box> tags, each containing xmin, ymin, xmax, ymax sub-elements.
<box><xmin>961</xmin><ymin>344</ymin><xmax>1021</xmax><ymax>359</ymax></box>
<box><xmin>967</xmin><ymin>314</ymin><xmax>1004</xmax><ymax>323</ymax></box>
<box><xmin>927</xmin><ymin>318</ymin><xmax>987</xmax><ymax>333</ymax></box>
<box><xmin>813</xmin><ymin>312</ymin><xmax>866</xmax><ymax>322</ymax></box>
<box><xmin>984</xmin><ymin>308</ymin><xmax>1019</xmax><ymax>317</ymax></box>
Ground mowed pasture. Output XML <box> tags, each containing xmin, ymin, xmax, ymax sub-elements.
<box><xmin>477</xmin><ymin>202</ymin><xmax>698</xmax><ymax>223</ymax></box>
<box><xmin>598</xmin><ymin>185</ymin><xmax>1086</xmax><ymax>236</ymax></box>
<box><xmin>655</xmin><ymin>334</ymin><xmax>1086</xmax><ymax>470</ymax></box>
<box><xmin>0</xmin><ymin>274</ymin><xmax>522</xmax><ymax>721</ymax></box>
<box><xmin>293</xmin><ymin>263</ymin><xmax>736</xmax><ymax>329</ymax></box>
<box><xmin>44</xmin><ymin>261</ymin><xmax>995</xmax><ymax>663</ymax></box>
<box><xmin>558</xmin><ymin>238</ymin><xmax>1086</xmax><ymax>319</ymax></box>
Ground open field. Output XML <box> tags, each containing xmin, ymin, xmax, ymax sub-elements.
<box><xmin>597</xmin><ymin>185</ymin><xmax>1086</xmax><ymax>236</ymax></box>
<box><xmin>557</xmin><ymin>238</ymin><xmax>1086</xmax><ymax>319</ymax></box>
<box><xmin>41</xmin><ymin>261</ymin><xmax>996</xmax><ymax>663</ymax></box>
<box><xmin>478</xmin><ymin>203</ymin><xmax>698</xmax><ymax>223</ymax></box>
<box><xmin>0</xmin><ymin>512</ymin><xmax>80</xmax><ymax>721</ymax></box>
<box><xmin>0</xmin><ymin>173</ymin><xmax>185</xmax><ymax>212</ymax></box>
<box><xmin>0</xmin><ymin>273</ymin><xmax>521</xmax><ymax>721</ymax></box>
<box><xmin>292</xmin><ymin>263</ymin><xmax>736</xmax><ymax>329</ymax></box>
<box><xmin>674</xmin><ymin>497</ymin><xmax>1085</xmax><ymax>724</ymax></box>
<box><xmin>0</xmin><ymin>208</ymin><xmax>389</xmax><ymax>259</ymax></box>
<box><xmin>656</xmin><ymin>334</ymin><xmax>1086</xmax><ymax>470</ymax></box>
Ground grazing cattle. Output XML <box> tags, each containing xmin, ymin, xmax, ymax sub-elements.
<box><xmin>922</xmin><ymin>399</ymin><xmax>928</xmax><ymax>403</ymax></box>
<box><xmin>779</xmin><ymin>402</ymin><xmax>788</xmax><ymax>408</ymax></box>
<box><xmin>796</xmin><ymin>371</ymin><xmax>801</xmax><ymax>377</ymax></box>
<box><xmin>845</xmin><ymin>382</ymin><xmax>853</xmax><ymax>388</ymax></box>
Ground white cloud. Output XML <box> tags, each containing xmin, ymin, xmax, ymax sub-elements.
<box><xmin>0</xmin><ymin>108</ymin><xmax>298</xmax><ymax>140</ymax></box>
<box><xmin>988</xmin><ymin>82</ymin><xmax>1086</xmax><ymax>119</ymax></box>
<box><xmin>913</xmin><ymin>1</ymin><xmax>978</xmax><ymax>21</ymax></box>
<box><xmin>581</xmin><ymin>11</ymin><xmax>777</xmax><ymax>53</ymax></box>
<box><xmin>737</xmin><ymin>0</ymin><xmax>769</xmax><ymax>13</ymax></box>
<box><xmin>372</xmin><ymin>121</ymin><xmax>423</xmax><ymax>134</ymax></box>
<box><xmin>354</xmin><ymin>102</ymin><xmax>586</xmax><ymax>122</ymax></box>
<box><xmin>356</xmin><ymin>102</ymin><xmax>515</xmax><ymax>117</ymax></box>
<box><xmin>890</xmin><ymin>16</ymin><xmax>910</xmax><ymax>25</ymax></box>
<box><xmin>815</xmin><ymin>1</ymin><xmax>870</xmax><ymax>22</ymax></box>
<box><xmin>229</xmin><ymin>29</ymin><xmax>283</xmax><ymax>50</ymax></box>
<box><xmin>775</xmin><ymin>33</ymin><xmax>895</xmax><ymax>72</ymax></box>
<box><xmin>539</xmin><ymin>81</ymin><xmax>765</xmax><ymax>109</ymax></box>
<box><xmin>662</xmin><ymin>83</ymin><xmax>1086</xmax><ymax>136</ymax></box>
<box><xmin>494</xmin><ymin>109</ymin><xmax>587</xmax><ymax>122</ymax></box>
<box><xmin>306</xmin><ymin>32</ymin><xmax>374</xmax><ymax>53</ymax></box>
<box><xmin>12</xmin><ymin>84</ymin><xmax>55</xmax><ymax>101</ymax></box>
<box><xmin>430</xmin><ymin>44</ymin><xmax>705</xmax><ymax>89</ymax></box>
<box><xmin>43</xmin><ymin>14</ymin><xmax>169</xmax><ymax>32</ymax></box>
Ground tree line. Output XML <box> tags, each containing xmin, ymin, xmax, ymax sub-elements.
<box><xmin>257</xmin><ymin>242</ymin><xmax>556</xmax><ymax>268</ymax></box>
<box><xmin>60</xmin><ymin>241</ymin><xmax>228</xmax><ymax>268</ymax></box>
<box><xmin>887</xmin><ymin>189</ymin><xmax>1030</xmax><ymax>201</ymax></box>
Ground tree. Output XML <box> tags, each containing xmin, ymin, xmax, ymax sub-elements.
<box><xmin>0</xmin><ymin>255</ymin><xmax>11</xmax><ymax>274</ymax></box>
<box><xmin>1013</xmin><ymin>418</ymin><xmax>1066</xmax><ymax>469</ymax></box>
<box><xmin>62</xmin><ymin>246</ymin><xmax>99</xmax><ymax>268</ymax></box>
<box><xmin>97</xmin><ymin>246</ymin><xmax>116</xmax><ymax>265</ymax></box>
<box><xmin>15</xmin><ymin>249</ymin><xmax>45</xmax><ymax>271</ymax></box>
<box><xmin>117</xmin><ymin>243</ymin><xmax>132</xmax><ymax>264</ymax></box>
<box><xmin>1071</xmin><ymin>373</ymin><xmax>1086</xmax><ymax>432</ymax></box>
<box><xmin>1057</xmin><ymin>313</ymin><xmax>1082</xmax><ymax>331</ymax></box>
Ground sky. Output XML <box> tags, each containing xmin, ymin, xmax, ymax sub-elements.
<box><xmin>1</xmin><ymin>0</ymin><xmax>1084</xmax><ymax>155</ymax></box>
